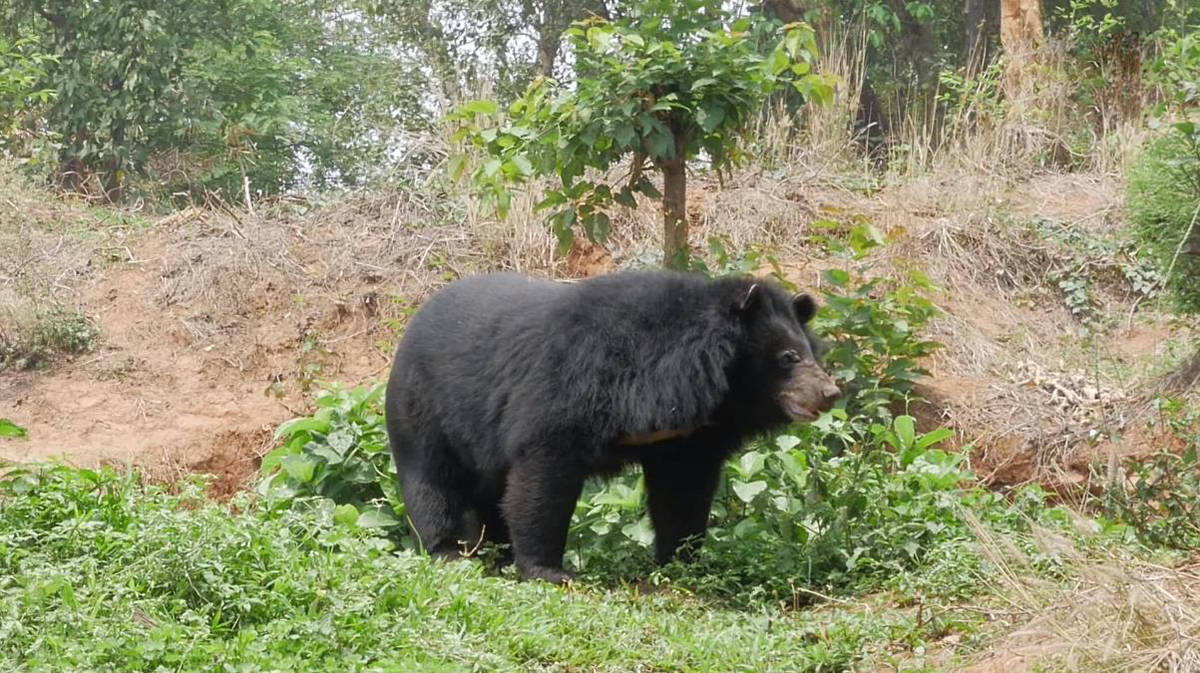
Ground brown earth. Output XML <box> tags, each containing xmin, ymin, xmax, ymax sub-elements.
<box><xmin>1</xmin><ymin>171</ymin><xmax>1195</xmax><ymax>499</ymax></box>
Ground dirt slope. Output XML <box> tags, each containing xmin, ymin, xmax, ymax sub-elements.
<box><xmin>1</xmin><ymin>171</ymin><xmax>1191</xmax><ymax>495</ymax></box>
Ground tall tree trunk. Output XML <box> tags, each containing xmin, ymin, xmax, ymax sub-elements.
<box><xmin>999</xmin><ymin>0</ymin><xmax>1043</xmax><ymax>98</ymax></box>
<box><xmin>529</xmin><ymin>0</ymin><xmax>610</xmax><ymax>78</ymax></box>
<box><xmin>534</xmin><ymin>31</ymin><xmax>558</xmax><ymax>77</ymax></box>
<box><xmin>660</xmin><ymin>129</ymin><xmax>689</xmax><ymax>270</ymax></box>
<box><xmin>965</xmin><ymin>0</ymin><xmax>991</xmax><ymax>77</ymax></box>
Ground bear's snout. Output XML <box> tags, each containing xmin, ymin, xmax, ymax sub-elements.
<box><xmin>779</xmin><ymin>363</ymin><xmax>842</xmax><ymax>421</ymax></box>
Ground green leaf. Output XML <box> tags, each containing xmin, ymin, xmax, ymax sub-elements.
<box><xmin>307</xmin><ymin>443</ymin><xmax>343</xmax><ymax>465</ymax></box>
<box><xmin>333</xmin><ymin>503</ymin><xmax>359</xmax><ymax>528</ymax></box>
<box><xmin>614</xmin><ymin>187</ymin><xmax>637</xmax><ymax>208</ymax></box>
<box><xmin>738</xmin><ymin>451</ymin><xmax>766</xmax><ymax>478</ymax></box>
<box><xmin>448</xmin><ymin>155</ymin><xmax>468</xmax><ymax>181</ymax></box>
<box><xmin>732</xmin><ymin>480</ymin><xmax>767</xmax><ymax>503</ymax></box>
<box><xmin>512</xmin><ymin>155</ymin><xmax>533</xmax><ymax>176</ymax></box>
<box><xmin>258</xmin><ymin>445</ymin><xmax>294</xmax><ymax>475</ymax></box>
<box><xmin>281</xmin><ymin>455</ymin><xmax>316</xmax><ymax>483</ymax></box>
<box><xmin>582</xmin><ymin>212</ymin><xmax>611</xmax><ymax>242</ymax></box>
<box><xmin>621</xmin><ymin>516</ymin><xmax>655</xmax><ymax>547</ymax></box>
<box><xmin>893</xmin><ymin>415</ymin><xmax>916</xmax><ymax>451</ymax></box>
<box><xmin>535</xmin><ymin>191</ymin><xmax>568</xmax><ymax>212</ymax></box>
<box><xmin>0</xmin><ymin>419</ymin><xmax>27</xmax><ymax>439</ymax></box>
<box><xmin>698</xmin><ymin>103</ymin><xmax>726</xmax><ymax>133</ymax></box>
<box><xmin>327</xmin><ymin>430</ymin><xmax>354</xmax><ymax>453</ymax></box>
<box><xmin>550</xmin><ymin>209</ymin><xmax>577</xmax><ymax>255</ymax></box>
<box><xmin>646</xmin><ymin>130</ymin><xmax>673</xmax><ymax>159</ymax></box>
<box><xmin>775</xmin><ymin>434</ymin><xmax>801</xmax><ymax>451</ymax></box>
<box><xmin>461</xmin><ymin>99</ymin><xmax>498</xmax><ymax>116</ymax></box>
<box><xmin>824</xmin><ymin>269</ymin><xmax>851</xmax><ymax>286</ymax></box>
<box><xmin>612</xmin><ymin>123</ymin><xmax>637</xmax><ymax>150</ymax></box>
<box><xmin>915</xmin><ymin>427</ymin><xmax>955</xmax><ymax>451</ymax></box>
<box><xmin>636</xmin><ymin>177</ymin><xmax>661</xmax><ymax>199</ymax></box>
<box><xmin>357</xmin><ymin>507</ymin><xmax>401</xmax><ymax>530</ymax></box>
<box><xmin>273</xmin><ymin>416</ymin><xmax>328</xmax><ymax>440</ymax></box>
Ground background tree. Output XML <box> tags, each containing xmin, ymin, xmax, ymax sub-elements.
<box><xmin>20</xmin><ymin>0</ymin><xmax>227</xmax><ymax>201</ymax></box>
<box><xmin>0</xmin><ymin>0</ymin><xmax>430</xmax><ymax>202</ymax></box>
<box><xmin>451</xmin><ymin>0</ymin><xmax>832</xmax><ymax>269</ymax></box>
<box><xmin>1000</xmin><ymin>0</ymin><xmax>1044</xmax><ymax>97</ymax></box>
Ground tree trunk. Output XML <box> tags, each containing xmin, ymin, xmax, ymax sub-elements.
<box><xmin>965</xmin><ymin>0</ymin><xmax>991</xmax><ymax>77</ymax></box>
<box><xmin>534</xmin><ymin>31</ymin><xmax>558</xmax><ymax>77</ymax></box>
<box><xmin>660</xmin><ymin>124</ymin><xmax>689</xmax><ymax>270</ymax></box>
<box><xmin>660</xmin><ymin>157</ymin><xmax>687</xmax><ymax>270</ymax></box>
<box><xmin>999</xmin><ymin>0</ymin><xmax>1043</xmax><ymax>98</ymax></box>
<box><xmin>530</xmin><ymin>0</ymin><xmax>609</xmax><ymax>78</ymax></box>
<box><xmin>886</xmin><ymin>0</ymin><xmax>937</xmax><ymax>90</ymax></box>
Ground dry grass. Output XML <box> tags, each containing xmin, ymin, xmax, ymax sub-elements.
<box><xmin>967</xmin><ymin>517</ymin><xmax>1200</xmax><ymax>673</ymax></box>
<box><xmin>0</xmin><ymin>164</ymin><xmax>120</xmax><ymax>368</ymax></box>
<box><xmin>751</xmin><ymin>21</ymin><xmax>872</xmax><ymax>176</ymax></box>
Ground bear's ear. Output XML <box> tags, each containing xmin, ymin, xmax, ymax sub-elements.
<box><xmin>793</xmin><ymin>293</ymin><xmax>817</xmax><ymax>324</ymax></box>
<box><xmin>735</xmin><ymin>283</ymin><xmax>762</xmax><ymax>313</ymax></box>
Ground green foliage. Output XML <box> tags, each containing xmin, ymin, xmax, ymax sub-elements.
<box><xmin>1030</xmin><ymin>216</ymin><xmax>1165</xmax><ymax>328</ymax></box>
<box><xmin>1102</xmin><ymin>397</ymin><xmax>1200</xmax><ymax>550</ymax></box>
<box><xmin>259</xmin><ymin>382</ymin><xmax>408</xmax><ymax>541</ymax></box>
<box><xmin>5</xmin><ymin>0</ymin><xmax>428</xmax><ymax>201</ymax></box>
<box><xmin>0</xmin><ymin>419</ymin><xmax>28</xmax><ymax>439</ymax></box>
<box><xmin>24</xmin><ymin>1</ymin><xmax>227</xmax><ymax>197</ymax></box>
<box><xmin>448</xmin><ymin>2</ymin><xmax>832</xmax><ymax>261</ymax></box>
<box><xmin>0</xmin><ymin>37</ymin><xmax>57</xmax><ymax>160</ymax></box>
<box><xmin>0</xmin><ymin>306</ymin><xmax>99</xmax><ymax>371</ymax></box>
<box><xmin>571</xmin><ymin>414</ymin><xmax>980</xmax><ymax>604</ymax></box>
<box><xmin>1127</xmin><ymin>128</ymin><xmax>1200</xmax><ymax>313</ymax></box>
<box><xmin>0</xmin><ymin>463</ymin><xmax>983</xmax><ymax>672</ymax></box>
<box><xmin>1146</xmin><ymin>0</ymin><xmax>1200</xmax><ymax>112</ymax></box>
<box><xmin>814</xmin><ymin>267</ymin><xmax>941</xmax><ymax>429</ymax></box>
<box><xmin>160</xmin><ymin>1</ymin><xmax>429</xmax><ymax>199</ymax></box>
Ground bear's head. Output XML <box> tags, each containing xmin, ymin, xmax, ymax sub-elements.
<box><xmin>730</xmin><ymin>280</ymin><xmax>842</xmax><ymax>427</ymax></box>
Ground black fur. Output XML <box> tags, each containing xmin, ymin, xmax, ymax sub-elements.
<box><xmin>385</xmin><ymin>269</ymin><xmax>838</xmax><ymax>582</ymax></box>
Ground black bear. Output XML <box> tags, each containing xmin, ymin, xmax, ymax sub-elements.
<box><xmin>384</xmin><ymin>270</ymin><xmax>841</xmax><ymax>583</ymax></box>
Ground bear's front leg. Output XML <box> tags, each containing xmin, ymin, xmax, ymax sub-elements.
<box><xmin>501</xmin><ymin>457</ymin><xmax>585</xmax><ymax>583</ymax></box>
<box><xmin>642</xmin><ymin>449</ymin><xmax>726</xmax><ymax>565</ymax></box>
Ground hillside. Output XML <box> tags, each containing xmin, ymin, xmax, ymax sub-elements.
<box><xmin>5</xmin><ymin>161</ymin><xmax>1200</xmax><ymax>672</ymax></box>
<box><xmin>2</xmin><ymin>166</ymin><xmax>1192</xmax><ymax>494</ymax></box>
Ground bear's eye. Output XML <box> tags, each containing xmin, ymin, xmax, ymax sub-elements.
<box><xmin>779</xmin><ymin>350</ymin><xmax>802</xmax><ymax>365</ymax></box>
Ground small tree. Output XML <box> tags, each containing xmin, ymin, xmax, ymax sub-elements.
<box><xmin>449</xmin><ymin>0</ymin><xmax>832</xmax><ymax>270</ymax></box>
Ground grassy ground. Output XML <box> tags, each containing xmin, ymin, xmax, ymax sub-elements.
<box><xmin>0</xmin><ymin>465</ymin><xmax>1002</xmax><ymax>672</ymax></box>
<box><xmin>8</xmin><ymin>459</ymin><xmax>1200</xmax><ymax>672</ymax></box>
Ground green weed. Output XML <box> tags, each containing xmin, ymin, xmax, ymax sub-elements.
<box><xmin>1</xmin><ymin>463</ymin><xmax>977</xmax><ymax>672</ymax></box>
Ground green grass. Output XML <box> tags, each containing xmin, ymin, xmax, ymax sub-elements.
<box><xmin>0</xmin><ymin>464</ymin><xmax>978</xmax><ymax>672</ymax></box>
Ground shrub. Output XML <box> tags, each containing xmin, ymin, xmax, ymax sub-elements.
<box><xmin>0</xmin><ymin>306</ymin><xmax>99</xmax><ymax>371</ymax></box>
<box><xmin>1127</xmin><ymin>128</ymin><xmax>1200</xmax><ymax>313</ymax></box>
<box><xmin>1102</xmin><ymin>397</ymin><xmax>1200</xmax><ymax>550</ymax></box>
